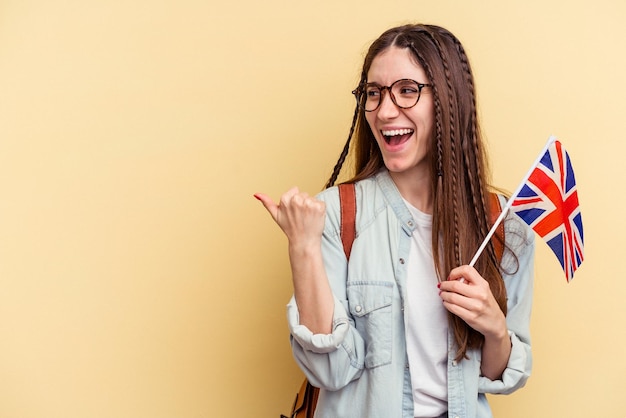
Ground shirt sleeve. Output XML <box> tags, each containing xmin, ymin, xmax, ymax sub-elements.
<box><xmin>285</xmin><ymin>188</ymin><xmax>367</xmax><ymax>391</ymax></box>
<box><xmin>479</xmin><ymin>212</ymin><xmax>535</xmax><ymax>394</ymax></box>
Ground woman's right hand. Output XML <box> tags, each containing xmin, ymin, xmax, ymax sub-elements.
<box><xmin>254</xmin><ymin>187</ymin><xmax>326</xmax><ymax>248</ymax></box>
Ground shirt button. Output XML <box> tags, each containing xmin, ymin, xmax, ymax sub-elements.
<box><xmin>355</xmin><ymin>305</ymin><xmax>362</xmax><ymax>313</ymax></box>
<box><xmin>407</xmin><ymin>220</ymin><xmax>414</xmax><ymax>227</ymax></box>
<box><xmin>399</xmin><ymin>258</ymin><xmax>405</xmax><ymax>264</ymax></box>
<box><xmin>452</xmin><ymin>360</ymin><xmax>457</xmax><ymax>367</ymax></box>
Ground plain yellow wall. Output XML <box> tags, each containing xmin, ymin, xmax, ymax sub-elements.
<box><xmin>0</xmin><ymin>0</ymin><xmax>624</xmax><ymax>417</ymax></box>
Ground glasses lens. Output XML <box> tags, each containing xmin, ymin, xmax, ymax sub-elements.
<box><xmin>362</xmin><ymin>84</ymin><xmax>381</xmax><ymax>111</ymax></box>
<box><xmin>391</xmin><ymin>80</ymin><xmax>421</xmax><ymax>109</ymax></box>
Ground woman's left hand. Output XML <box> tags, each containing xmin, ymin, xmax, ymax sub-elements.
<box><xmin>438</xmin><ymin>265</ymin><xmax>506</xmax><ymax>339</ymax></box>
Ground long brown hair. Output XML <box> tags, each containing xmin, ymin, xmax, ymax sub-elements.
<box><xmin>326</xmin><ymin>24</ymin><xmax>507</xmax><ymax>361</ymax></box>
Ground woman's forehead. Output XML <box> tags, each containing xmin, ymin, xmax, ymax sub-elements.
<box><xmin>367</xmin><ymin>46</ymin><xmax>427</xmax><ymax>83</ymax></box>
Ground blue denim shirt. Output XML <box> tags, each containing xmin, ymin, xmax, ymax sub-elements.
<box><xmin>287</xmin><ymin>170</ymin><xmax>535</xmax><ymax>418</ymax></box>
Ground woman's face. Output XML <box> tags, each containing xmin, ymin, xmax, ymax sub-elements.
<box><xmin>365</xmin><ymin>46</ymin><xmax>435</xmax><ymax>182</ymax></box>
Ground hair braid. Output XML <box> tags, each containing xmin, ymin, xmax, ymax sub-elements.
<box><xmin>425</xmin><ymin>28</ymin><xmax>462</xmax><ymax>266</ymax></box>
<box><xmin>452</xmin><ymin>37</ymin><xmax>487</xmax><ymax>231</ymax></box>
<box><xmin>450</xmin><ymin>36</ymin><xmax>496</xmax><ymax>264</ymax></box>
<box><xmin>324</xmin><ymin>103</ymin><xmax>361</xmax><ymax>189</ymax></box>
<box><xmin>409</xmin><ymin>41</ymin><xmax>444</xmax><ymax>176</ymax></box>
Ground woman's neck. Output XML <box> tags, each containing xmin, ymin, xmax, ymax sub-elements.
<box><xmin>388</xmin><ymin>169</ymin><xmax>433</xmax><ymax>214</ymax></box>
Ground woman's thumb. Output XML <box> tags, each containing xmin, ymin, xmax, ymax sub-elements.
<box><xmin>253</xmin><ymin>193</ymin><xmax>279</xmax><ymax>221</ymax></box>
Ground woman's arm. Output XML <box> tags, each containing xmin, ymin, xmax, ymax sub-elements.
<box><xmin>478</xmin><ymin>224</ymin><xmax>536</xmax><ymax>393</ymax></box>
<box><xmin>288</xmin><ymin>238</ymin><xmax>334</xmax><ymax>334</ymax></box>
<box><xmin>256</xmin><ymin>187</ymin><xmax>366</xmax><ymax>389</ymax></box>
<box><xmin>255</xmin><ymin>187</ymin><xmax>334</xmax><ymax>333</ymax></box>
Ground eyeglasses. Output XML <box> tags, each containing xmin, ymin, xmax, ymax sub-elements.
<box><xmin>352</xmin><ymin>79</ymin><xmax>432</xmax><ymax>112</ymax></box>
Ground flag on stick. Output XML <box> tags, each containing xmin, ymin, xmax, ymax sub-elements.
<box><xmin>469</xmin><ymin>135</ymin><xmax>584</xmax><ymax>282</ymax></box>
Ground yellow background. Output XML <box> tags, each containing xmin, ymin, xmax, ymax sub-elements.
<box><xmin>0</xmin><ymin>1</ymin><xmax>624</xmax><ymax>417</ymax></box>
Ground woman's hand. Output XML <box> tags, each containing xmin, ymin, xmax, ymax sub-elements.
<box><xmin>438</xmin><ymin>265</ymin><xmax>505</xmax><ymax>337</ymax></box>
<box><xmin>438</xmin><ymin>265</ymin><xmax>511</xmax><ymax>380</ymax></box>
<box><xmin>254</xmin><ymin>187</ymin><xmax>326</xmax><ymax>248</ymax></box>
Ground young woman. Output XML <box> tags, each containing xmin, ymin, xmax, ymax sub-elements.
<box><xmin>255</xmin><ymin>23</ymin><xmax>534</xmax><ymax>418</ymax></box>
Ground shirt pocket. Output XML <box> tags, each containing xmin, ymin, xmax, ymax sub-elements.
<box><xmin>346</xmin><ymin>281</ymin><xmax>394</xmax><ymax>368</ymax></box>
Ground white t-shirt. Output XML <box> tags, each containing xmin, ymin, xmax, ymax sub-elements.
<box><xmin>403</xmin><ymin>200</ymin><xmax>448</xmax><ymax>418</ymax></box>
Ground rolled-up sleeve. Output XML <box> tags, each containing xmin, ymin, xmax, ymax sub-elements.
<box><xmin>287</xmin><ymin>296</ymin><xmax>351</xmax><ymax>354</ymax></box>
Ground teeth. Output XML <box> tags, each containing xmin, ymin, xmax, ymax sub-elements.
<box><xmin>382</xmin><ymin>129</ymin><xmax>413</xmax><ymax>136</ymax></box>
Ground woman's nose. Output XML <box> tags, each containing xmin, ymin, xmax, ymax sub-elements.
<box><xmin>376</xmin><ymin>90</ymin><xmax>399</xmax><ymax>119</ymax></box>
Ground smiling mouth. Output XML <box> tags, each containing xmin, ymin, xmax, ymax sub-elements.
<box><xmin>382</xmin><ymin>128</ymin><xmax>414</xmax><ymax>145</ymax></box>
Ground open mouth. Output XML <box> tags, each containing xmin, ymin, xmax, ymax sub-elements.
<box><xmin>382</xmin><ymin>128</ymin><xmax>414</xmax><ymax>146</ymax></box>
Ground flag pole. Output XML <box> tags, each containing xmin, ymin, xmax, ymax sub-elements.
<box><xmin>468</xmin><ymin>135</ymin><xmax>557</xmax><ymax>267</ymax></box>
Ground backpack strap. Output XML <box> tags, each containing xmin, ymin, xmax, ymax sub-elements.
<box><xmin>338</xmin><ymin>183</ymin><xmax>357</xmax><ymax>260</ymax></box>
<box><xmin>286</xmin><ymin>183</ymin><xmax>355</xmax><ymax>418</ymax></box>
<box><xmin>488</xmin><ymin>193</ymin><xmax>505</xmax><ymax>264</ymax></box>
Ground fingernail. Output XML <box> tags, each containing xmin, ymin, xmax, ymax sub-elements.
<box><xmin>253</xmin><ymin>194</ymin><xmax>262</xmax><ymax>201</ymax></box>
<box><xmin>437</xmin><ymin>283</ymin><xmax>441</xmax><ymax>289</ymax></box>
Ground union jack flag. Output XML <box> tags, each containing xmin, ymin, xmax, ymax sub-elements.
<box><xmin>510</xmin><ymin>137</ymin><xmax>584</xmax><ymax>282</ymax></box>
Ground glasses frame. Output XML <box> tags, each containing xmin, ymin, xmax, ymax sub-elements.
<box><xmin>352</xmin><ymin>79</ymin><xmax>432</xmax><ymax>112</ymax></box>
